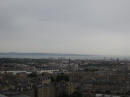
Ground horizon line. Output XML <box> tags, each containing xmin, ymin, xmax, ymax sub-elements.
<box><xmin>0</xmin><ymin>52</ymin><xmax>129</xmax><ymax>57</ymax></box>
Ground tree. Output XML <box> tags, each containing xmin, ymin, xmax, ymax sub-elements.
<box><xmin>28</xmin><ymin>72</ymin><xmax>38</xmax><ymax>78</ymax></box>
<box><xmin>71</xmin><ymin>91</ymin><xmax>82</xmax><ymax>97</ymax></box>
<box><xmin>56</xmin><ymin>74</ymin><xmax>69</xmax><ymax>82</ymax></box>
<box><xmin>58</xmin><ymin>92</ymin><xmax>69</xmax><ymax>97</ymax></box>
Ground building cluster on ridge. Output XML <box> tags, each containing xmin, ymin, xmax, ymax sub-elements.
<box><xmin>0</xmin><ymin>58</ymin><xmax>130</xmax><ymax>97</ymax></box>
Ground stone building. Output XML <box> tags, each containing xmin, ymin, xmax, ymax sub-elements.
<box><xmin>34</xmin><ymin>82</ymin><xmax>74</xmax><ymax>97</ymax></box>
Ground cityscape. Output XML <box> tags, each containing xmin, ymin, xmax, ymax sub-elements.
<box><xmin>0</xmin><ymin>56</ymin><xmax>130</xmax><ymax>97</ymax></box>
<box><xmin>1</xmin><ymin>0</ymin><xmax>130</xmax><ymax>97</ymax></box>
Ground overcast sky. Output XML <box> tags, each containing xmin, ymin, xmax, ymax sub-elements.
<box><xmin>0</xmin><ymin>0</ymin><xmax>130</xmax><ymax>56</ymax></box>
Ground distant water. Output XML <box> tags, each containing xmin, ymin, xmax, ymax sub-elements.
<box><xmin>0</xmin><ymin>53</ymin><xmax>105</xmax><ymax>59</ymax></box>
<box><xmin>0</xmin><ymin>53</ymin><xmax>129</xmax><ymax>60</ymax></box>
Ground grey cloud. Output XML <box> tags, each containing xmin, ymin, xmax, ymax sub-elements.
<box><xmin>0</xmin><ymin>0</ymin><xmax>130</xmax><ymax>55</ymax></box>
